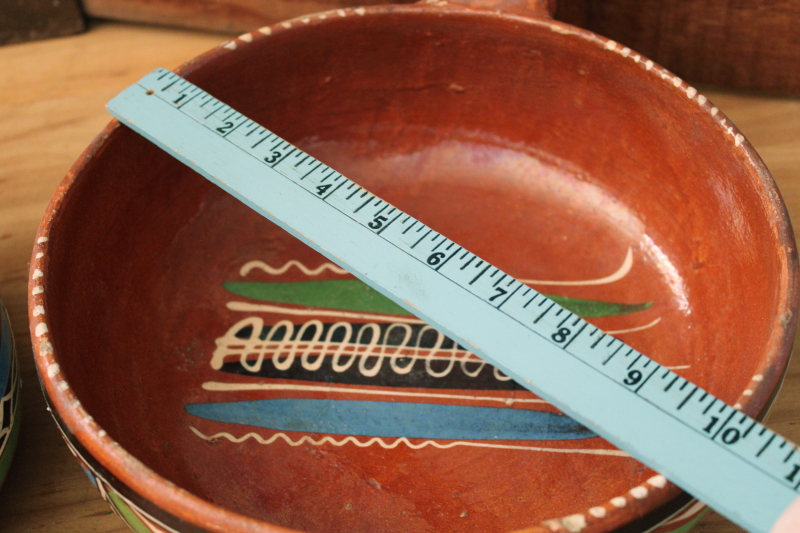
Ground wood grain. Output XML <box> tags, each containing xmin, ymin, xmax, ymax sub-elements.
<box><xmin>0</xmin><ymin>20</ymin><xmax>797</xmax><ymax>533</ymax></box>
<box><xmin>81</xmin><ymin>0</ymin><xmax>800</xmax><ymax>94</ymax></box>
<box><xmin>81</xmin><ymin>0</ymin><xmax>415</xmax><ymax>33</ymax></box>
<box><xmin>555</xmin><ymin>0</ymin><xmax>800</xmax><ymax>95</ymax></box>
<box><xmin>0</xmin><ymin>0</ymin><xmax>85</xmax><ymax>45</ymax></box>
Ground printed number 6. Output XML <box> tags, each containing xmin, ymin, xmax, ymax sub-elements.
<box><xmin>427</xmin><ymin>252</ymin><xmax>446</xmax><ymax>265</ymax></box>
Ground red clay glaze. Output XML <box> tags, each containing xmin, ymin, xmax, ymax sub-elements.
<box><xmin>30</xmin><ymin>2</ymin><xmax>798</xmax><ymax>533</ymax></box>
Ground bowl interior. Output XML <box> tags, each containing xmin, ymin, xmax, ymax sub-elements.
<box><xmin>43</xmin><ymin>10</ymin><xmax>790</xmax><ymax>533</ymax></box>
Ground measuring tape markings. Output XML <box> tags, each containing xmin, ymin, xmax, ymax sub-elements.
<box><xmin>108</xmin><ymin>68</ymin><xmax>799</xmax><ymax>532</ymax></box>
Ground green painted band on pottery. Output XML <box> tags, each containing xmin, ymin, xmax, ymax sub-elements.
<box><xmin>107</xmin><ymin>488</ymin><xmax>153</xmax><ymax>533</ymax></box>
<box><xmin>224</xmin><ymin>279</ymin><xmax>651</xmax><ymax>318</ymax></box>
<box><xmin>659</xmin><ymin>508</ymin><xmax>709</xmax><ymax>533</ymax></box>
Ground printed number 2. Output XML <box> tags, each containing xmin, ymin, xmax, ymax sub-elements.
<box><xmin>216</xmin><ymin>121</ymin><xmax>234</xmax><ymax>134</ymax></box>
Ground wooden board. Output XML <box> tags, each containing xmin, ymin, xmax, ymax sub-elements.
<box><xmin>80</xmin><ymin>0</ymin><xmax>414</xmax><ymax>33</ymax></box>
<box><xmin>0</xmin><ymin>0</ymin><xmax>85</xmax><ymax>46</ymax></box>
<box><xmin>0</xmin><ymin>20</ymin><xmax>799</xmax><ymax>533</ymax></box>
<box><xmin>81</xmin><ymin>0</ymin><xmax>800</xmax><ymax>95</ymax></box>
<box><xmin>555</xmin><ymin>0</ymin><xmax>800</xmax><ymax>95</ymax></box>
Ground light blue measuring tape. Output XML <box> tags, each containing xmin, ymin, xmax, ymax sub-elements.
<box><xmin>108</xmin><ymin>68</ymin><xmax>799</xmax><ymax>532</ymax></box>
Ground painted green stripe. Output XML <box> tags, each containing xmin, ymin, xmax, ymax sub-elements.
<box><xmin>545</xmin><ymin>294</ymin><xmax>651</xmax><ymax>318</ymax></box>
<box><xmin>0</xmin><ymin>407</ymin><xmax>20</xmax><ymax>487</ymax></box>
<box><xmin>225</xmin><ymin>280</ymin><xmax>410</xmax><ymax>315</ymax></box>
<box><xmin>224</xmin><ymin>280</ymin><xmax>651</xmax><ymax>318</ymax></box>
<box><xmin>660</xmin><ymin>508</ymin><xmax>709</xmax><ymax>533</ymax></box>
<box><xmin>107</xmin><ymin>489</ymin><xmax>153</xmax><ymax>533</ymax></box>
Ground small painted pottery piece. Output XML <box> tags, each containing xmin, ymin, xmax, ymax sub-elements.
<box><xmin>0</xmin><ymin>299</ymin><xmax>21</xmax><ymax>490</ymax></box>
<box><xmin>30</xmin><ymin>1</ymin><xmax>798</xmax><ymax>533</ymax></box>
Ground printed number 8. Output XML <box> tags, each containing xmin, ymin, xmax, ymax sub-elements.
<box><xmin>551</xmin><ymin>328</ymin><xmax>571</xmax><ymax>343</ymax></box>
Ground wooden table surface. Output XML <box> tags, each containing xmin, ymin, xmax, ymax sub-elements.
<box><xmin>0</xmin><ymin>20</ymin><xmax>799</xmax><ymax>533</ymax></box>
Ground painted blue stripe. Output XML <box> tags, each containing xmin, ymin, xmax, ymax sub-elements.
<box><xmin>185</xmin><ymin>399</ymin><xmax>596</xmax><ymax>441</ymax></box>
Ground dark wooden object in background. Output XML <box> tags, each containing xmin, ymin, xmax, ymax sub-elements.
<box><xmin>555</xmin><ymin>0</ymin><xmax>800</xmax><ymax>95</ymax></box>
<box><xmin>80</xmin><ymin>0</ymin><xmax>415</xmax><ymax>34</ymax></box>
<box><xmin>0</xmin><ymin>0</ymin><xmax>85</xmax><ymax>45</ymax></box>
<box><xmin>81</xmin><ymin>0</ymin><xmax>800</xmax><ymax>94</ymax></box>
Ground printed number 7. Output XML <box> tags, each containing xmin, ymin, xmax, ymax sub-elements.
<box><xmin>489</xmin><ymin>287</ymin><xmax>507</xmax><ymax>302</ymax></box>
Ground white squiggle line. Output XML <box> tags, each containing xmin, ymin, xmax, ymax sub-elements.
<box><xmin>227</xmin><ymin>301</ymin><xmax>424</xmax><ymax>323</ymax></box>
<box><xmin>201</xmin><ymin>381</ymin><xmax>547</xmax><ymax>404</ymax></box>
<box><xmin>605</xmin><ymin>317</ymin><xmax>661</xmax><ymax>335</ymax></box>
<box><xmin>241</xmin><ymin>250</ymin><xmax>632</xmax><ymax>287</ymax></box>
<box><xmin>521</xmin><ymin>247</ymin><xmax>633</xmax><ymax>286</ymax></box>
<box><xmin>240</xmin><ymin>260</ymin><xmax>348</xmax><ymax>277</ymax></box>
<box><xmin>214</xmin><ymin>339</ymin><xmax>481</xmax><ymax>363</ymax></box>
<box><xmin>189</xmin><ymin>426</ymin><xmax>630</xmax><ymax>456</ymax></box>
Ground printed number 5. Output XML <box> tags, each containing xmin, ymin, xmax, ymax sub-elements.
<box><xmin>369</xmin><ymin>216</ymin><xmax>388</xmax><ymax>230</ymax></box>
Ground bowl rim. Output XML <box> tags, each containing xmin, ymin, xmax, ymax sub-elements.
<box><xmin>29</xmin><ymin>4</ymin><xmax>800</xmax><ymax>533</ymax></box>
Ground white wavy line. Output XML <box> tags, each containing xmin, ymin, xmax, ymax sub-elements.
<box><xmin>201</xmin><ymin>381</ymin><xmax>547</xmax><ymax>404</ymax></box>
<box><xmin>212</xmin><ymin>339</ymin><xmax>482</xmax><ymax>362</ymax></box>
<box><xmin>189</xmin><ymin>426</ymin><xmax>630</xmax><ymax>456</ymax></box>
<box><xmin>240</xmin><ymin>260</ymin><xmax>348</xmax><ymax>277</ymax></box>
<box><xmin>240</xmin><ymin>250</ymin><xmax>633</xmax><ymax>287</ymax></box>
<box><xmin>605</xmin><ymin>317</ymin><xmax>661</xmax><ymax>335</ymax></box>
<box><xmin>227</xmin><ymin>301</ymin><xmax>425</xmax><ymax>323</ymax></box>
<box><xmin>521</xmin><ymin>247</ymin><xmax>633</xmax><ymax>286</ymax></box>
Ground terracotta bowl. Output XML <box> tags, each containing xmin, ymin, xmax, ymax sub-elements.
<box><xmin>31</xmin><ymin>1</ymin><xmax>799</xmax><ymax>532</ymax></box>
<box><xmin>0</xmin><ymin>299</ymin><xmax>20</xmax><ymax>490</ymax></box>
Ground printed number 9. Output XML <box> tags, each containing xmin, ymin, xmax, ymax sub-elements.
<box><xmin>427</xmin><ymin>252</ymin><xmax>446</xmax><ymax>265</ymax></box>
<box><xmin>623</xmin><ymin>370</ymin><xmax>642</xmax><ymax>386</ymax></box>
